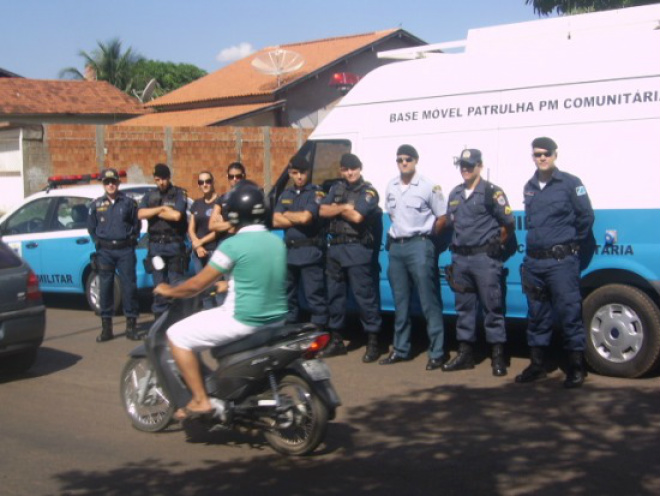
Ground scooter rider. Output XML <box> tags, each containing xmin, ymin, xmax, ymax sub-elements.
<box><xmin>153</xmin><ymin>181</ymin><xmax>288</xmax><ymax>420</ymax></box>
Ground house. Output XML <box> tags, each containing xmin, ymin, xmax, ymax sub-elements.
<box><xmin>121</xmin><ymin>29</ymin><xmax>425</xmax><ymax>128</ymax></box>
<box><xmin>0</xmin><ymin>79</ymin><xmax>148</xmax><ymax>212</ymax></box>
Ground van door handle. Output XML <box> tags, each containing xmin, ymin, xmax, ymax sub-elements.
<box><xmin>76</xmin><ymin>238</ymin><xmax>90</xmax><ymax>245</ymax></box>
<box><xmin>25</xmin><ymin>242</ymin><xmax>38</xmax><ymax>249</ymax></box>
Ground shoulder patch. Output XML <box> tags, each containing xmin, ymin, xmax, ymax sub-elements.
<box><xmin>494</xmin><ymin>191</ymin><xmax>506</xmax><ymax>206</ymax></box>
<box><xmin>432</xmin><ymin>185</ymin><xmax>442</xmax><ymax>193</ymax></box>
<box><xmin>365</xmin><ymin>188</ymin><xmax>377</xmax><ymax>197</ymax></box>
<box><xmin>504</xmin><ymin>206</ymin><xmax>512</xmax><ymax>215</ymax></box>
<box><xmin>576</xmin><ymin>186</ymin><xmax>587</xmax><ymax>196</ymax></box>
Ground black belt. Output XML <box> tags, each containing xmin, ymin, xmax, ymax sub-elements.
<box><xmin>329</xmin><ymin>235</ymin><xmax>372</xmax><ymax>246</ymax></box>
<box><xmin>97</xmin><ymin>238</ymin><xmax>132</xmax><ymax>250</ymax></box>
<box><xmin>286</xmin><ymin>238</ymin><xmax>323</xmax><ymax>248</ymax></box>
<box><xmin>149</xmin><ymin>234</ymin><xmax>183</xmax><ymax>244</ymax></box>
<box><xmin>451</xmin><ymin>243</ymin><xmax>490</xmax><ymax>256</ymax></box>
<box><xmin>527</xmin><ymin>243</ymin><xmax>578</xmax><ymax>260</ymax></box>
<box><xmin>388</xmin><ymin>234</ymin><xmax>429</xmax><ymax>245</ymax></box>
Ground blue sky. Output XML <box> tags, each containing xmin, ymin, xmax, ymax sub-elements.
<box><xmin>2</xmin><ymin>0</ymin><xmax>549</xmax><ymax>80</ymax></box>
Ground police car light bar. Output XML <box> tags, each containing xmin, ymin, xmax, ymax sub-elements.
<box><xmin>46</xmin><ymin>170</ymin><xmax>127</xmax><ymax>190</ymax></box>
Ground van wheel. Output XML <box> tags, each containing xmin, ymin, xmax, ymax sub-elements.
<box><xmin>85</xmin><ymin>271</ymin><xmax>121</xmax><ymax>315</ymax></box>
<box><xmin>583</xmin><ymin>284</ymin><xmax>660</xmax><ymax>378</ymax></box>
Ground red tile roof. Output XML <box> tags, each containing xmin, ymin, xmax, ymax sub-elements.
<box><xmin>0</xmin><ymin>79</ymin><xmax>148</xmax><ymax>116</ymax></box>
<box><xmin>118</xmin><ymin>102</ymin><xmax>282</xmax><ymax>127</ymax></box>
<box><xmin>147</xmin><ymin>29</ymin><xmax>420</xmax><ymax>109</ymax></box>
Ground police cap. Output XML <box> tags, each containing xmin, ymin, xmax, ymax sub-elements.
<box><xmin>531</xmin><ymin>137</ymin><xmax>558</xmax><ymax>152</ymax></box>
<box><xmin>340</xmin><ymin>153</ymin><xmax>362</xmax><ymax>169</ymax></box>
<box><xmin>153</xmin><ymin>163</ymin><xmax>171</xmax><ymax>179</ymax></box>
<box><xmin>288</xmin><ymin>155</ymin><xmax>311</xmax><ymax>172</ymax></box>
<box><xmin>458</xmin><ymin>149</ymin><xmax>482</xmax><ymax>167</ymax></box>
<box><xmin>397</xmin><ymin>144</ymin><xmax>419</xmax><ymax>160</ymax></box>
<box><xmin>101</xmin><ymin>168</ymin><xmax>120</xmax><ymax>181</ymax></box>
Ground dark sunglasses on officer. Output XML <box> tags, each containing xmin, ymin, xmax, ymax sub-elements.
<box><xmin>197</xmin><ymin>178</ymin><xmax>214</xmax><ymax>186</ymax></box>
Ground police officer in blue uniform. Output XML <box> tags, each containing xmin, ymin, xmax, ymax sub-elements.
<box><xmin>319</xmin><ymin>153</ymin><xmax>382</xmax><ymax>362</ymax></box>
<box><xmin>516</xmin><ymin>137</ymin><xmax>594</xmax><ymax>388</ymax></box>
<box><xmin>379</xmin><ymin>144</ymin><xmax>448</xmax><ymax>370</ymax></box>
<box><xmin>138</xmin><ymin>164</ymin><xmax>188</xmax><ymax>320</ymax></box>
<box><xmin>88</xmin><ymin>168</ymin><xmax>141</xmax><ymax>342</ymax></box>
<box><xmin>273</xmin><ymin>156</ymin><xmax>328</xmax><ymax>328</ymax></box>
<box><xmin>442</xmin><ymin>149</ymin><xmax>515</xmax><ymax>376</ymax></box>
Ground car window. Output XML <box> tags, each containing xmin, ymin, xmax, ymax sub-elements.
<box><xmin>2</xmin><ymin>198</ymin><xmax>53</xmax><ymax>235</ymax></box>
<box><xmin>55</xmin><ymin>197</ymin><xmax>90</xmax><ymax>230</ymax></box>
<box><xmin>0</xmin><ymin>241</ymin><xmax>22</xmax><ymax>269</ymax></box>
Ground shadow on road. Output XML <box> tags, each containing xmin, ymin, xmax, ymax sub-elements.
<box><xmin>0</xmin><ymin>347</ymin><xmax>81</xmax><ymax>383</ymax></box>
<box><xmin>51</xmin><ymin>382</ymin><xmax>660</xmax><ymax>496</ymax></box>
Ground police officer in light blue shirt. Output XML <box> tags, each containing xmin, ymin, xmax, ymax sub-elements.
<box><xmin>379</xmin><ymin>144</ymin><xmax>448</xmax><ymax>370</ymax></box>
<box><xmin>88</xmin><ymin>168</ymin><xmax>141</xmax><ymax>342</ymax></box>
<box><xmin>516</xmin><ymin>137</ymin><xmax>594</xmax><ymax>389</ymax></box>
<box><xmin>442</xmin><ymin>149</ymin><xmax>515</xmax><ymax>377</ymax></box>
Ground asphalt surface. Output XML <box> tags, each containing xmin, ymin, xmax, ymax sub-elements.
<box><xmin>1</xmin><ymin>295</ymin><xmax>659</xmax><ymax>496</ymax></box>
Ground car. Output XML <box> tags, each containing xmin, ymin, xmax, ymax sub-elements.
<box><xmin>0</xmin><ymin>239</ymin><xmax>46</xmax><ymax>374</ymax></box>
<box><xmin>0</xmin><ymin>175</ymin><xmax>159</xmax><ymax>314</ymax></box>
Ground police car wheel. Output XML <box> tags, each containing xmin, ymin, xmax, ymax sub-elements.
<box><xmin>85</xmin><ymin>272</ymin><xmax>122</xmax><ymax>315</ymax></box>
<box><xmin>583</xmin><ymin>284</ymin><xmax>660</xmax><ymax>378</ymax></box>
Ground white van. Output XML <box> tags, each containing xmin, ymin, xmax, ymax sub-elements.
<box><xmin>272</xmin><ymin>5</ymin><xmax>660</xmax><ymax>378</ymax></box>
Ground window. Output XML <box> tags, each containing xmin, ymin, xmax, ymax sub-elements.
<box><xmin>0</xmin><ymin>241</ymin><xmax>21</xmax><ymax>269</ymax></box>
<box><xmin>309</xmin><ymin>140</ymin><xmax>352</xmax><ymax>190</ymax></box>
<box><xmin>2</xmin><ymin>198</ymin><xmax>53</xmax><ymax>235</ymax></box>
<box><xmin>56</xmin><ymin>197</ymin><xmax>90</xmax><ymax>230</ymax></box>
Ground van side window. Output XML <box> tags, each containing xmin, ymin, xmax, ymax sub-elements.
<box><xmin>310</xmin><ymin>140</ymin><xmax>351</xmax><ymax>191</ymax></box>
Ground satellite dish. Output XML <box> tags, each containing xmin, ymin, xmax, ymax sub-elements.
<box><xmin>132</xmin><ymin>78</ymin><xmax>158</xmax><ymax>103</ymax></box>
<box><xmin>251</xmin><ymin>49</ymin><xmax>305</xmax><ymax>88</ymax></box>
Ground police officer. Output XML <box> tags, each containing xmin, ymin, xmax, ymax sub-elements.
<box><xmin>319</xmin><ymin>153</ymin><xmax>382</xmax><ymax>362</ymax></box>
<box><xmin>272</xmin><ymin>155</ymin><xmax>328</xmax><ymax>328</ymax></box>
<box><xmin>516</xmin><ymin>137</ymin><xmax>594</xmax><ymax>388</ymax></box>
<box><xmin>379</xmin><ymin>144</ymin><xmax>448</xmax><ymax>370</ymax></box>
<box><xmin>138</xmin><ymin>163</ymin><xmax>188</xmax><ymax>320</ymax></box>
<box><xmin>87</xmin><ymin>168</ymin><xmax>141</xmax><ymax>342</ymax></box>
<box><xmin>442</xmin><ymin>149</ymin><xmax>515</xmax><ymax>376</ymax></box>
<box><xmin>209</xmin><ymin>162</ymin><xmax>246</xmax><ymax>235</ymax></box>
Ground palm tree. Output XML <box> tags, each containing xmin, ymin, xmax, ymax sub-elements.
<box><xmin>59</xmin><ymin>38</ymin><xmax>143</xmax><ymax>93</ymax></box>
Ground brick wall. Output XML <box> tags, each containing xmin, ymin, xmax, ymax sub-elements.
<box><xmin>31</xmin><ymin>124</ymin><xmax>311</xmax><ymax>197</ymax></box>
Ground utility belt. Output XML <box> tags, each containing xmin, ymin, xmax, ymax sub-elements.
<box><xmin>149</xmin><ymin>234</ymin><xmax>184</xmax><ymax>245</ymax></box>
<box><xmin>526</xmin><ymin>243</ymin><xmax>578</xmax><ymax>261</ymax></box>
<box><xmin>286</xmin><ymin>237</ymin><xmax>324</xmax><ymax>249</ymax></box>
<box><xmin>97</xmin><ymin>238</ymin><xmax>134</xmax><ymax>250</ymax></box>
<box><xmin>450</xmin><ymin>243</ymin><xmax>490</xmax><ymax>256</ymax></box>
<box><xmin>387</xmin><ymin>234</ymin><xmax>429</xmax><ymax>246</ymax></box>
<box><xmin>328</xmin><ymin>234</ymin><xmax>373</xmax><ymax>246</ymax></box>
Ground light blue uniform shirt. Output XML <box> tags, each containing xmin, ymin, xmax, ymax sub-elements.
<box><xmin>385</xmin><ymin>173</ymin><xmax>446</xmax><ymax>238</ymax></box>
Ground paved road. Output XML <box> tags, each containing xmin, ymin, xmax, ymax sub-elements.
<box><xmin>1</xmin><ymin>297</ymin><xmax>659</xmax><ymax>496</ymax></box>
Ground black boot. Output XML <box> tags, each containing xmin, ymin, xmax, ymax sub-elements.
<box><xmin>515</xmin><ymin>347</ymin><xmax>547</xmax><ymax>383</ymax></box>
<box><xmin>318</xmin><ymin>332</ymin><xmax>347</xmax><ymax>358</ymax></box>
<box><xmin>362</xmin><ymin>333</ymin><xmax>380</xmax><ymax>363</ymax></box>
<box><xmin>96</xmin><ymin>318</ymin><xmax>113</xmax><ymax>343</ymax></box>
<box><xmin>564</xmin><ymin>351</ymin><xmax>587</xmax><ymax>389</ymax></box>
<box><xmin>442</xmin><ymin>342</ymin><xmax>475</xmax><ymax>372</ymax></box>
<box><xmin>491</xmin><ymin>343</ymin><xmax>508</xmax><ymax>377</ymax></box>
<box><xmin>125</xmin><ymin>317</ymin><xmax>141</xmax><ymax>341</ymax></box>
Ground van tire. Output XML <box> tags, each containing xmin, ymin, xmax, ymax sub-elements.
<box><xmin>583</xmin><ymin>284</ymin><xmax>660</xmax><ymax>378</ymax></box>
<box><xmin>85</xmin><ymin>271</ymin><xmax>121</xmax><ymax>315</ymax></box>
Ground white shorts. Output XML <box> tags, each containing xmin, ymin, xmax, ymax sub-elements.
<box><xmin>167</xmin><ymin>282</ymin><xmax>283</xmax><ymax>352</ymax></box>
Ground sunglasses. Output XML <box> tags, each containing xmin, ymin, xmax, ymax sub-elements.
<box><xmin>228</xmin><ymin>173</ymin><xmax>245</xmax><ymax>180</ymax></box>
<box><xmin>198</xmin><ymin>179</ymin><xmax>213</xmax><ymax>185</ymax></box>
<box><xmin>102</xmin><ymin>179</ymin><xmax>118</xmax><ymax>185</ymax></box>
<box><xmin>533</xmin><ymin>151</ymin><xmax>554</xmax><ymax>158</ymax></box>
<box><xmin>396</xmin><ymin>157</ymin><xmax>415</xmax><ymax>164</ymax></box>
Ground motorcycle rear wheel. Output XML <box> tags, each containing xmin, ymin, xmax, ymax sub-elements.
<box><xmin>120</xmin><ymin>357</ymin><xmax>174</xmax><ymax>432</ymax></box>
<box><xmin>263</xmin><ymin>374</ymin><xmax>329</xmax><ymax>456</ymax></box>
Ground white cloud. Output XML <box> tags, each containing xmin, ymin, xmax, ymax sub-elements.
<box><xmin>216</xmin><ymin>42</ymin><xmax>256</xmax><ymax>63</ymax></box>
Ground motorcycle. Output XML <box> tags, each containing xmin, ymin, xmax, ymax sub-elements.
<box><xmin>119</xmin><ymin>299</ymin><xmax>341</xmax><ymax>456</ymax></box>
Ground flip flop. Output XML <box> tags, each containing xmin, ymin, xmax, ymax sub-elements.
<box><xmin>174</xmin><ymin>406</ymin><xmax>215</xmax><ymax>421</ymax></box>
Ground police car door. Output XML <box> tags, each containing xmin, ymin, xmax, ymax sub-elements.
<box><xmin>37</xmin><ymin>197</ymin><xmax>93</xmax><ymax>293</ymax></box>
<box><xmin>0</xmin><ymin>197</ymin><xmax>56</xmax><ymax>285</ymax></box>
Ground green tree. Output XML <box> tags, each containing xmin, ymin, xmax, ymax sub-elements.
<box><xmin>59</xmin><ymin>38</ymin><xmax>142</xmax><ymax>92</ymax></box>
<box><xmin>131</xmin><ymin>60</ymin><xmax>207</xmax><ymax>99</ymax></box>
<box><xmin>526</xmin><ymin>0</ymin><xmax>659</xmax><ymax>15</ymax></box>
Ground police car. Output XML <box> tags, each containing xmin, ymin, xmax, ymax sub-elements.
<box><xmin>0</xmin><ymin>172</ymin><xmax>157</xmax><ymax>314</ymax></box>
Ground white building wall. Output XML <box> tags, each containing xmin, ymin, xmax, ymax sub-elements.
<box><xmin>0</xmin><ymin>128</ymin><xmax>24</xmax><ymax>215</ymax></box>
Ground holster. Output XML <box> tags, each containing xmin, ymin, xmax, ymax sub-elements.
<box><xmin>89</xmin><ymin>253</ymin><xmax>99</xmax><ymax>272</ymax></box>
<box><xmin>520</xmin><ymin>265</ymin><xmax>550</xmax><ymax>301</ymax></box>
<box><xmin>444</xmin><ymin>264</ymin><xmax>475</xmax><ymax>293</ymax></box>
<box><xmin>143</xmin><ymin>256</ymin><xmax>154</xmax><ymax>274</ymax></box>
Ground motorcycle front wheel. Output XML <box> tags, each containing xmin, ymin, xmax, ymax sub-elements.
<box><xmin>263</xmin><ymin>374</ymin><xmax>329</xmax><ymax>456</ymax></box>
<box><xmin>120</xmin><ymin>357</ymin><xmax>174</xmax><ymax>432</ymax></box>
